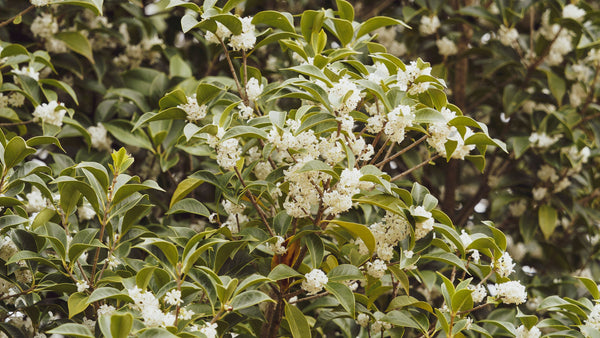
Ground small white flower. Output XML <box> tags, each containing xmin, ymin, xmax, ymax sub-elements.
<box><xmin>33</xmin><ymin>101</ymin><xmax>67</xmax><ymax>127</ymax></box>
<box><xmin>495</xmin><ymin>281</ymin><xmax>527</xmax><ymax>304</ymax></box>
<box><xmin>436</xmin><ymin>37</ymin><xmax>458</xmax><ymax>56</ymax></box>
<box><xmin>76</xmin><ymin>280</ymin><xmax>90</xmax><ymax>293</ymax></box>
<box><xmin>586</xmin><ymin>303</ymin><xmax>600</xmax><ymax>330</ymax></box>
<box><xmin>404</xmin><ymin>250</ymin><xmax>414</xmax><ymax>258</ymax></box>
<box><xmin>494</xmin><ymin>252</ymin><xmax>515</xmax><ymax>278</ymax></box>
<box><xmin>30</xmin><ymin>0</ymin><xmax>52</xmax><ymax>6</ymax></box>
<box><xmin>178</xmin><ymin>94</ymin><xmax>207</xmax><ymax>121</ymax></box>
<box><xmin>468</xmin><ymin>284</ymin><xmax>487</xmax><ymax>303</ymax></box>
<box><xmin>98</xmin><ymin>304</ymin><xmax>116</xmax><ymax>316</ymax></box>
<box><xmin>366</xmin><ymin>259</ymin><xmax>387</xmax><ymax>279</ymax></box>
<box><xmin>357</xmin><ymin>313</ymin><xmax>370</xmax><ymax>327</ymax></box>
<box><xmin>267</xmin><ymin>236</ymin><xmax>287</xmax><ymax>255</ymax></box>
<box><xmin>164</xmin><ymin>289</ymin><xmax>183</xmax><ymax>306</ymax></box>
<box><xmin>13</xmin><ymin>66</ymin><xmax>40</xmax><ymax>81</ymax></box>
<box><xmin>301</xmin><ymin>269</ymin><xmax>328</xmax><ymax>295</ymax></box>
<box><xmin>419</xmin><ymin>15</ymin><xmax>440</xmax><ymax>35</ymax></box>
<box><xmin>229</xmin><ymin>17</ymin><xmax>256</xmax><ymax>51</ymax></box>
<box><xmin>562</xmin><ymin>4</ymin><xmax>586</xmax><ymax>22</ymax></box>
<box><xmin>179</xmin><ymin>307</ymin><xmax>194</xmax><ymax>320</ymax></box>
<box><xmin>245</xmin><ymin>78</ymin><xmax>263</xmax><ymax>101</ymax></box>
<box><xmin>515</xmin><ymin>324</ymin><xmax>541</xmax><ymax>338</ymax></box>
<box><xmin>88</xmin><ymin>124</ymin><xmax>112</xmax><ymax>151</ymax></box>
<box><xmin>498</xmin><ymin>25</ymin><xmax>519</xmax><ymax>47</ymax></box>
<box><xmin>199</xmin><ymin>322</ymin><xmax>218</xmax><ymax>338</ymax></box>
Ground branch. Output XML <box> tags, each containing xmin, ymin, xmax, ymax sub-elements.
<box><xmin>376</xmin><ymin>135</ymin><xmax>428</xmax><ymax>169</ymax></box>
<box><xmin>0</xmin><ymin>5</ymin><xmax>34</xmax><ymax>28</ymax></box>
<box><xmin>391</xmin><ymin>153</ymin><xmax>442</xmax><ymax>181</ymax></box>
<box><xmin>234</xmin><ymin>167</ymin><xmax>275</xmax><ymax>237</ymax></box>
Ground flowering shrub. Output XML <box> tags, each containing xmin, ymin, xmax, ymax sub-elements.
<box><xmin>0</xmin><ymin>0</ymin><xmax>599</xmax><ymax>337</ymax></box>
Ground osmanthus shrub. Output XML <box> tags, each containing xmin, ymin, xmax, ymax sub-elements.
<box><xmin>0</xmin><ymin>0</ymin><xmax>596</xmax><ymax>337</ymax></box>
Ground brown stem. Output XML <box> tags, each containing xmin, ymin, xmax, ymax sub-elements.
<box><xmin>376</xmin><ymin>135</ymin><xmax>428</xmax><ymax>169</ymax></box>
<box><xmin>218</xmin><ymin>37</ymin><xmax>246</xmax><ymax>104</ymax></box>
<box><xmin>0</xmin><ymin>5</ymin><xmax>34</xmax><ymax>28</ymax></box>
<box><xmin>391</xmin><ymin>154</ymin><xmax>442</xmax><ymax>181</ymax></box>
<box><xmin>456</xmin><ymin>302</ymin><xmax>491</xmax><ymax>315</ymax></box>
<box><xmin>234</xmin><ymin>167</ymin><xmax>275</xmax><ymax>237</ymax></box>
<box><xmin>0</xmin><ymin>120</ymin><xmax>35</xmax><ymax>127</ymax></box>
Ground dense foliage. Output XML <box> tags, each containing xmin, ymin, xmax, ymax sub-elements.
<box><xmin>0</xmin><ymin>0</ymin><xmax>599</xmax><ymax>337</ymax></box>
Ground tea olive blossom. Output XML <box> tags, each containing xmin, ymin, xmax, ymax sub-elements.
<box><xmin>33</xmin><ymin>101</ymin><xmax>67</xmax><ymax>127</ymax></box>
<box><xmin>494</xmin><ymin>281</ymin><xmax>527</xmax><ymax>305</ymax></box>
<box><xmin>515</xmin><ymin>325</ymin><xmax>541</xmax><ymax>338</ymax></box>
<box><xmin>178</xmin><ymin>94</ymin><xmax>207</xmax><ymax>121</ymax></box>
<box><xmin>30</xmin><ymin>0</ymin><xmax>51</xmax><ymax>6</ymax></box>
<box><xmin>419</xmin><ymin>15</ymin><xmax>440</xmax><ymax>35</ymax></box>
<box><xmin>585</xmin><ymin>304</ymin><xmax>600</xmax><ymax>330</ymax></box>
<box><xmin>245</xmin><ymin>77</ymin><xmax>263</xmax><ymax>101</ymax></box>
<box><xmin>88</xmin><ymin>123</ymin><xmax>112</xmax><ymax>151</ymax></box>
<box><xmin>229</xmin><ymin>17</ymin><xmax>256</xmax><ymax>51</ymax></box>
<box><xmin>493</xmin><ymin>252</ymin><xmax>516</xmax><ymax>278</ymax></box>
<box><xmin>301</xmin><ymin>269</ymin><xmax>328</xmax><ymax>294</ymax></box>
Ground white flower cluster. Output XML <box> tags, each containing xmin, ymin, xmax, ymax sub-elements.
<box><xmin>301</xmin><ymin>269</ymin><xmax>328</xmax><ymax>294</ymax></box>
<box><xmin>494</xmin><ymin>281</ymin><xmax>527</xmax><ymax>304</ymax></box>
<box><xmin>98</xmin><ymin>304</ymin><xmax>116</xmax><ymax>316</ymax></box>
<box><xmin>216</xmin><ymin>138</ymin><xmax>241</xmax><ymax>170</ymax></box>
<box><xmin>0</xmin><ymin>236</ymin><xmax>18</xmax><ymax>261</ymax></box>
<box><xmin>76</xmin><ymin>280</ymin><xmax>90</xmax><ymax>293</ymax></box>
<box><xmin>562</xmin><ymin>4</ymin><xmax>586</xmax><ymax>22</ymax></box>
<box><xmin>412</xmin><ymin>206</ymin><xmax>435</xmax><ymax>240</ymax></box>
<box><xmin>396</xmin><ymin>61</ymin><xmax>432</xmax><ymax>94</ymax></box>
<box><xmin>494</xmin><ymin>252</ymin><xmax>515</xmax><ymax>278</ymax></box>
<box><xmin>323</xmin><ymin>168</ymin><xmax>371</xmax><ymax>215</ymax></box>
<box><xmin>0</xmin><ymin>93</ymin><xmax>25</xmax><ymax>109</ymax></box>
<box><xmin>356</xmin><ymin>313</ymin><xmax>370</xmax><ymax>327</ymax></box>
<box><xmin>468</xmin><ymin>284</ymin><xmax>487</xmax><ymax>303</ymax></box>
<box><xmin>128</xmin><ymin>286</ymin><xmax>176</xmax><ymax>327</ymax></box>
<box><xmin>515</xmin><ymin>325</ymin><xmax>541</xmax><ymax>338</ymax></box>
<box><xmin>88</xmin><ymin>123</ymin><xmax>112</xmax><ymax>151</ymax></box>
<box><xmin>585</xmin><ymin>303</ymin><xmax>600</xmax><ymax>330</ymax></box>
<box><xmin>221</xmin><ymin>199</ymin><xmax>247</xmax><ymax>233</ymax></box>
<box><xmin>113</xmin><ymin>27</ymin><xmax>164</xmax><ymax>69</ymax></box>
<box><xmin>198</xmin><ymin>322</ymin><xmax>218</xmax><ymax>338</ymax></box>
<box><xmin>539</xmin><ymin>10</ymin><xmax>573</xmax><ymax>66</ymax></box>
<box><xmin>498</xmin><ymin>25</ymin><xmax>519</xmax><ymax>47</ymax></box>
<box><xmin>178</xmin><ymin>94</ymin><xmax>207</xmax><ymax>121</ymax></box>
<box><xmin>163</xmin><ymin>289</ymin><xmax>182</xmax><ymax>306</ymax></box>
<box><xmin>366</xmin><ymin>62</ymin><xmax>390</xmax><ymax>84</ymax></box>
<box><xmin>30</xmin><ymin>13</ymin><xmax>68</xmax><ymax>53</ymax></box>
<box><xmin>366</xmin><ymin>259</ymin><xmax>388</xmax><ymax>278</ymax></box>
<box><xmin>13</xmin><ymin>66</ymin><xmax>40</xmax><ymax>81</ymax></box>
<box><xmin>437</xmin><ymin>37</ymin><xmax>458</xmax><ymax>56</ymax></box>
<box><xmin>229</xmin><ymin>17</ymin><xmax>256</xmax><ymax>51</ymax></box>
<box><xmin>419</xmin><ymin>15</ymin><xmax>440</xmax><ymax>36</ymax></box>
<box><xmin>328</xmin><ymin>77</ymin><xmax>362</xmax><ymax>114</ymax></box>
<box><xmin>246</xmin><ymin>77</ymin><xmax>263</xmax><ymax>101</ymax></box>
<box><xmin>33</xmin><ymin>101</ymin><xmax>67</xmax><ymax>127</ymax></box>
<box><xmin>373</xmin><ymin>27</ymin><xmax>407</xmax><ymax>56</ymax></box>
<box><xmin>364</xmin><ymin>211</ymin><xmax>409</xmax><ymax>261</ymax></box>
<box><xmin>30</xmin><ymin>0</ymin><xmax>51</xmax><ymax>6</ymax></box>
<box><xmin>25</xmin><ymin>187</ymin><xmax>50</xmax><ymax>213</ymax></box>
<box><xmin>459</xmin><ymin>230</ymin><xmax>480</xmax><ymax>263</ymax></box>
<box><xmin>266</xmin><ymin>236</ymin><xmax>287</xmax><ymax>255</ymax></box>
<box><xmin>529</xmin><ymin>132</ymin><xmax>560</xmax><ymax>148</ymax></box>
<box><xmin>384</xmin><ymin>105</ymin><xmax>415</xmax><ymax>144</ymax></box>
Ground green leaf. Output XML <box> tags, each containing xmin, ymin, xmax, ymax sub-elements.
<box><xmin>335</xmin><ymin>0</ymin><xmax>354</xmax><ymax>21</ymax></box>
<box><xmin>545</xmin><ymin>70</ymin><xmax>566</xmax><ymax>106</ymax></box>
<box><xmin>386</xmin><ymin>295</ymin><xmax>433</xmax><ymax>313</ymax></box>
<box><xmin>356</xmin><ymin>16</ymin><xmax>408</xmax><ymax>39</ymax></box>
<box><xmin>196</xmin><ymin>83</ymin><xmax>222</xmax><ymax>105</ymax></box>
<box><xmin>167</xmin><ymin>198</ymin><xmax>211</xmax><ymax>217</ymax></box>
<box><xmin>87</xmin><ymin>287</ymin><xmax>129</xmax><ymax>304</ymax></box>
<box><xmin>325</xmin><ymin>282</ymin><xmax>355</xmax><ymax>317</ymax></box>
<box><xmin>328</xmin><ymin>264</ymin><xmax>364</xmax><ymax>282</ymax></box>
<box><xmin>169</xmin><ymin>54</ymin><xmax>192</xmax><ymax>78</ymax></box>
<box><xmin>55</xmin><ymin>31</ymin><xmax>95</xmax><ymax>64</ymax></box>
<box><xmin>170</xmin><ymin>177</ymin><xmax>204</xmax><ymax>208</ymax></box>
<box><xmin>577</xmin><ymin>277</ymin><xmax>600</xmax><ymax>300</ymax></box>
<box><xmin>68</xmin><ymin>292</ymin><xmax>90</xmax><ymax>318</ymax></box>
<box><xmin>296</xmin><ymin>160</ymin><xmax>338</xmax><ymax>178</ymax></box>
<box><xmin>382</xmin><ymin>310</ymin><xmax>422</xmax><ymax>330</ymax></box>
<box><xmin>286</xmin><ymin>65</ymin><xmax>332</xmax><ymax>86</ymax></box>
<box><xmin>300</xmin><ymin>10</ymin><xmax>325</xmax><ymax>42</ymax></box>
<box><xmin>136</xmin><ymin>238</ymin><xmax>179</xmax><ymax>267</ymax></box>
<box><xmin>159</xmin><ymin>89</ymin><xmax>187</xmax><ymax>109</ymax></box>
<box><xmin>104</xmin><ymin>121</ymin><xmax>154</xmax><ymax>152</ymax></box>
<box><xmin>110</xmin><ymin>312</ymin><xmax>133</xmax><ymax>338</ymax></box>
<box><xmin>538</xmin><ymin>204</ymin><xmax>557</xmax><ymax>240</ymax></box>
<box><xmin>451</xmin><ymin>289</ymin><xmax>473</xmax><ymax>313</ymax></box>
<box><xmin>326</xmin><ymin>220</ymin><xmax>375</xmax><ymax>254</ymax></box>
<box><xmin>285</xmin><ymin>302</ymin><xmax>312</xmax><ymax>338</ymax></box>
<box><xmin>133</xmin><ymin>108</ymin><xmax>187</xmax><ymax>131</ymax></box>
<box><xmin>268</xmin><ymin>264</ymin><xmax>303</xmax><ymax>281</ymax></box>
<box><xmin>422</xmin><ymin>252</ymin><xmax>467</xmax><ymax>272</ymax></box>
<box><xmin>47</xmin><ymin>323</ymin><xmax>94</xmax><ymax>338</ymax></box>
<box><xmin>230</xmin><ymin>290</ymin><xmax>274</xmax><ymax>311</ymax></box>
<box><xmin>39</xmin><ymin>79</ymin><xmax>79</xmax><ymax>105</ymax></box>
<box><xmin>221</xmin><ymin>126</ymin><xmax>268</xmax><ymax>141</ymax></box>
<box><xmin>2</xmin><ymin>136</ymin><xmax>35</xmax><ymax>170</ymax></box>
<box><xmin>516</xmin><ymin>308</ymin><xmax>539</xmax><ymax>330</ymax></box>
<box><xmin>253</xmin><ymin>11</ymin><xmax>295</xmax><ymax>32</ymax></box>
<box><xmin>305</xmin><ymin>234</ymin><xmax>324</xmax><ymax>269</ymax></box>
<box><xmin>414</xmin><ymin>107</ymin><xmax>446</xmax><ymax>124</ymax></box>
<box><xmin>51</xmin><ymin>0</ymin><xmax>104</xmax><ymax>15</ymax></box>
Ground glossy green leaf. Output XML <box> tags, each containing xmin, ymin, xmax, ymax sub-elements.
<box><xmin>55</xmin><ymin>32</ymin><xmax>95</xmax><ymax>64</ymax></box>
<box><xmin>285</xmin><ymin>302</ymin><xmax>312</xmax><ymax>338</ymax></box>
<box><xmin>539</xmin><ymin>204</ymin><xmax>557</xmax><ymax>240</ymax></box>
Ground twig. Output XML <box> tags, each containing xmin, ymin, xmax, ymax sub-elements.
<box><xmin>0</xmin><ymin>5</ymin><xmax>34</xmax><ymax>28</ymax></box>
<box><xmin>391</xmin><ymin>154</ymin><xmax>442</xmax><ymax>181</ymax></box>
<box><xmin>376</xmin><ymin>135</ymin><xmax>428</xmax><ymax>168</ymax></box>
<box><xmin>0</xmin><ymin>120</ymin><xmax>35</xmax><ymax>127</ymax></box>
<box><xmin>234</xmin><ymin>167</ymin><xmax>275</xmax><ymax>237</ymax></box>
